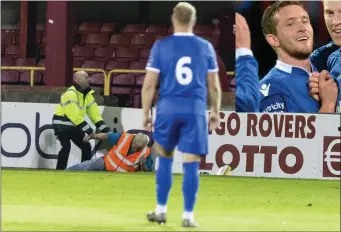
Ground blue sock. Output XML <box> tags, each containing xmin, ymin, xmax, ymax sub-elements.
<box><xmin>182</xmin><ymin>161</ymin><xmax>200</xmax><ymax>214</ymax></box>
<box><xmin>156</xmin><ymin>156</ymin><xmax>173</xmax><ymax>211</ymax></box>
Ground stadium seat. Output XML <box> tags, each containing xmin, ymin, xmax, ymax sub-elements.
<box><xmin>139</xmin><ymin>49</ymin><xmax>150</xmax><ymax>59</ymax></box>
<box><xmin>1</xmin><ymin>71</ymin><xmax>20</xmax><ymax>84</ymax></box>
<box><xmin>100</xmin><ymin>23</ymin><xmax>116</xmax><ymax>33</ymax></box>
<box><xmin>1</xmin><ymin>31</ymin><xmax>15</xmax><ymax>45</ymax></box>
<box><xmin>130</xmin><ymin>34</ymin><xmax>155</xmax><ymax>49</ymax></box>
<box><xmin>212</xmin><ymin>27</ymin><xmax>220</xmax><ymax>35</ymax></box>
<box><xmin>1</xmin><ymin>56</ymin><xmax>14</xmax><ymax>66</ymax></box>
<box><xmin>73</xmin><ymin>46</ymin><xmax>94</xmax><ymax>60</ymax></box>
<box><xmin>112</xmin><ymin>73</ymin><xmax>135</xmax><ymax>85</ymax></box>
<box><xmin>85</xmin><ymin>33</ymin><xmax>109</xmax><ymax>48</ymax></box>
<box><xmin>108</xmin><ymin>34</ymin><xmax>132</xmax><ymax>48</ymax></box>
<box><xmin>129</xmin><ymin>60</ymin><xmax>147</xmax><ymax>71</ymax></box>
<box><xmin>73</xmin><ymin>59</ymin><xmax>83</xmax><ymax>68</ymax></box>
<box><xmin>5</xmin><ymin>45</ymin><xmax>20</xmax><ymax>57</ymax></box>
<box><xmin>106</xmin><ymin>60</ymin><xmax>129</xmax><ymax>71</ymax></box>
<box><xmin>20</xmin><ymin>71</ymin><xmax>43</xmax><ymax>85</ymax></box>
<box><xmin>135</xmin><ymin>75</ymin><xmax>145</xmax><ymax>86</ymax></box>
<box><xmin>122</xmin><ymin>24</ymin><xmax>146</xmax><ymax>34</ymax></box>
<box><xmin>1</xmin><ymin>45</ymin><xmax>4</xmax><ymax>57</ymax></box>
<box><xmin>111</xmin><ymin>87</ymin><xmax>132</xmax><ymax>95</ymax></box>
<box><xmin>155</xmin><ymin>35</ymin><xmax>167</xmax><ymax>41</ymax></box>
<box><xmin>93</xmin><ymin>47</ymin><xmax>115</xmax><ymax>61</ymax></box>
<box><xmin>78</xmin><ymin>22</ymin><xmax>101</xmax><ymax>33</ymax></box>
<box><xmin>114</xmin><ymin>47</ymin><xmax>139</xmax><ymax>62</ymax></box>
<box><xmin>89</xmin><ymin>73</ymin><xmax>105</xmax><ymax>86</ymax></box>
<box><xmin>82</xmin><ymin>59</ymin><xmax>106</xmax><ymax>70</ymax></box>
<box><xmin>193</xmin><ymin>25</ymin><xmax>212</xmax><ymax>35</ymax></box>
<box><xmin>15</xmin><ymin>57</ymin><xmax>36</xmax><ymax>67</ymax></box>
<box><xmin>145</xmin><ymin>25</ymin><xmax>167</xmax><ymax>35</ymax></box>
<box><xmin>82</xmin><ymin>60</ymin><xmax>106</xmax><ymax>86</ymax></box>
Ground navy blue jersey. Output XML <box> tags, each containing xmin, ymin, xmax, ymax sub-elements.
<box><xmin>259</xmin><ymin>60</ymin><xmax>320</xmax><ymax>113</ymax></box>
<box><xmin>146</xmin><ymin>33</ymin><xmax>218</xmax><ymax>115</ymax></box>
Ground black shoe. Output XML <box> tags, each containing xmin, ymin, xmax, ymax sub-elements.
<box><xmin>182</xmin><ymin>218</ymin><xmax>199</xmax><ymax>228</ymax></box>
<box><xmin>146</xmin><ymin>211</ymin><xmax>166</xmax><ymax>224</ymax></box>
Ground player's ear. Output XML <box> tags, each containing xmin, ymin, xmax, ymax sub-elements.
<box><xmin>266</xmin><ymin>34</ymin><xmax>280</xmax><ymax>48</ymax></box>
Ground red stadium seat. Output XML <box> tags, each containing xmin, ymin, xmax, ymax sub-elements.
<box><xmin>106</xmin><ymin>60</ymin><xmax>129</xmax><ymax>71</ymax></box>
<box><xmin>73</xmin><ymin>59</ymin><xmax>83</xmax><ymax>68</ymax></box>
<box><xmin>135</xmin><ymin>75</ymin><xmax>145</xmax><ymax>86</ymax></box>
<box><xmin>1</xmin><ymin>31</ymin><xmax>16</xmax><ymax>45</ymax></box>
<box><xmin>1</xmin><ymin>56</ymin><xmax>15</xmax><ymax>66</ymax></box>
<box><xmin>108</xmin><ymin>34</ymin><xmax>132</xmax><ymax>48</ymax></box>
<box><xmin>111</xmin><ymin>87</ymin><xmax>132</xmax><ymax>95</ymax></box>
<box><xmin>194</xmin><ymin>25</ymin><xmax>212</xmax><ymax>35</ymax></box>
<box><xmin>73</xmin><ymin>46</ymin><xmax>94</xmax><ymax>60</ymax></box>
<box><xmin>155</xmin><ymin>35</ymin><xmax>167</xmax><ymax>41</ymax></box>
<box><xmin>85</xmin><ymin>33</ymin><xmax>109</xmax><ymax>48</ymax></box>
<box><xmin>146</xmin><ymin>25</ymin><xmax>167</xmax><ymax>35</ymax></box>
<box><xmin>78</xmin><ymin>22</ymin><xmax>101</xmax><ymax>33</ymax></box>
<box><xmin>115</xmin><ymin>47</ymin><xmax>139</xmax><ymax>62</ymax></box>
<box><xmin>20</xmin><ymin>71</ymin><xmax>43</xmax><ymax>85</ymax></box>
<box><xmin>130</xmin><ymin>34</ymin><xmax>155</xmax><ymax>49</ymax></box>
<box><xmin>139</xmin><ymin>49</ymin><xmax>150</xmax><ymax>59</ymax></box>
<box><xmin>112</xmin><ymin>73</ymin><xmax>135</xmax><ymax>85</ymax></box>
<box><xmin>5</xmin><ymin>45</ymin><xmax>20</xmax><ymax>57</ymax></box>
<box><xmin>37</xmin><ymin>59</ymin><xmax>45</xmax><ymax>67</ymax></box>
<box><xmin>89</xmin><ymin>73</ymin><xmax>105</xmax><ymax>86</ymax></box>
<box><xmin>15</xmin><ymin>58</ymin><xmax>36</xmax><ymax>67</ymax></box>
<box><xmin>100</xmin><ymin>23</ymin><xmax>116</xmax><ymax>33</ymax></box>
<box><xmin>82</xmin><ymin>60</ymin><xmax>106</xmax><ymax>86</ymax></box>
<box><xmin>1</xmin><ymin>71</ymin><xmax>20</xmax><ymax>84</ymax></box>
<box><xmin>129</xmin><ymin>60</ymin><xmax>147</xmax><ymax>71</ymax></box>
<box><xmin>93</xmin><ymin>47</ymin><xmax>115</xmax><ymax>61</ymax></box>
<box><xmin>82</xmin><ymin>59</ymin><xmax>106</xmax><ymax>70</ymax></box>
<box><xmin>123</xmin><ymin>24</ymin><xmax>146</xmax><ymax>34</ymax></box>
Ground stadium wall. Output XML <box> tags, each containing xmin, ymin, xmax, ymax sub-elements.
<box><xmin>1</xmin><ymin>102</ymin><xmax>340</xmax><ymax>180</ymax></box>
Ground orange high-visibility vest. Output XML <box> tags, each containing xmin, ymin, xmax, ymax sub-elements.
<box><xmin>103</xmin><ymin>132</ymin><xmax>151</xmax><ymax>172</ymax></box>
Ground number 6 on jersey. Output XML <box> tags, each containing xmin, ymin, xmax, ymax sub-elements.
<box><xmin>176</xmin><ymin>56</ymin><xmax>193</xmax><ymax>85</ymax></box>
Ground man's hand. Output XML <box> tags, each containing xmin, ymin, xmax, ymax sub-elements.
<box><xmin>235</xmin><ymin>13</ymin><xmax>251</xmax><ymax>49</ymax></box>
<box><xmin>208</xmin><ymin>111</ymin><xmax>220</xmax><ymax>131</ymax></box>
<box><xmin>143</xmin><ymin>114</ymin><xmax>153</xmax><ymax>131</ymax></box>
<box><xmin>83</xmin><ymin>133</ymin><xmax>95</xmax><ymax>143</ymax></box>
<box><xmin>309</xmin><ymin>72</ymin><xmax>320</xmax><ymax>102</ymax></box>
<box><xmin>319</xmin><ymin>70</ymin><xmax>338</xmax><ymax>112</ymax></box>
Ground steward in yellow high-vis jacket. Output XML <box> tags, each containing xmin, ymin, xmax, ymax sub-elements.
<box><xmin>52</xmin><ymin>71</ymin><xmax>110</xmax><ymax>170</ymax></box>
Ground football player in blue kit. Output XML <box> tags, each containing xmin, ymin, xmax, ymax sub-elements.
<box><xmin>141</xmin><ymin>2</ymin><xmax>222</xmax><ymax>228</ymax></box>
<box><xmin>309</xmin><ymin>0</ymin><xmax>341</xmax><ymax>113</ymax></box>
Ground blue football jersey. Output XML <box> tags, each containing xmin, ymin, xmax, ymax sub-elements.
<box><xmin>259</xmin><ymin>60</ymin><xmax>320</xmax><ymax>113</ymax></box>
<box><xmin>326</xmin><ymin>49</ymin><xmax>341</xmax><ymax>113</ymax></box>
<box><xmin>235</xmin><ymin>48</ymin><xmax>260</xmax><ymax>112</ymax></box>
<box><xmin>146</xmin><ymin>33</ymin><xmax>218</xmax><ymax>115</ymax></box>
<box><xmin>311</xmin><ymin>43</ymin><xmax>341</xmax><ymax>113</ymax></box>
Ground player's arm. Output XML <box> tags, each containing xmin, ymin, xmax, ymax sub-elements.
<box><xmin>207</xmin><ymin>43</ymin><xmax>222</xmax><ymax>114</ymax></box>
<box><xmin>142</xmin><ymin>41</ymin><xmax>160</xmax><ymax>117</ymax></box>
<box><xmin>310</xmin><ymin>41</ymin><xmax>338</xmax><ymax>71</ymax></box>
<box><xmin>235</xmin><ymin>48</ymin><xmax>260</xmax><ymax>112</ymax></box>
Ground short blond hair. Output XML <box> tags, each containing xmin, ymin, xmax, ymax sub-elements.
<box><xmin>173</xmin><ymin>2</ymin><xmax>196</xmax><ymax>25</ymax></box>
<box><xmin>132</xmin><ymin>133</ymin><xmax>149</xmax><ymax>149</ymax></box>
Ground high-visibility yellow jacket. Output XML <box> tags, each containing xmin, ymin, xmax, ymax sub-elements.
<box><xmin>52</xmin><ymin>85</ymin><xmax>109</xmax><ymax>135</ymax></box>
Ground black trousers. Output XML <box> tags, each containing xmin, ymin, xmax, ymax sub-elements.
<box><xmin>56</xmin><ymin>128</ymin><xmax>91</xmax><ymax>170</ymax></box>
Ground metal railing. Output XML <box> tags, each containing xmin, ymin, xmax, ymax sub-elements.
<box><xmin>1</xmin><ymin>66</ymin><xmax>235</xmax><ymax>96</ymax></box>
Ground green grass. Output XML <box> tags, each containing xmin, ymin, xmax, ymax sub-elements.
<box><xmin>1</xmin><ymin>169</ymin><xmax>340</xmax><ymax>231</ymax></box>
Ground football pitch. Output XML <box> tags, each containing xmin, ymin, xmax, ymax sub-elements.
<box><xmin>1</xmin><ymin>169</ymin><xmax>340</xmax><ymax>231</ymax></box>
